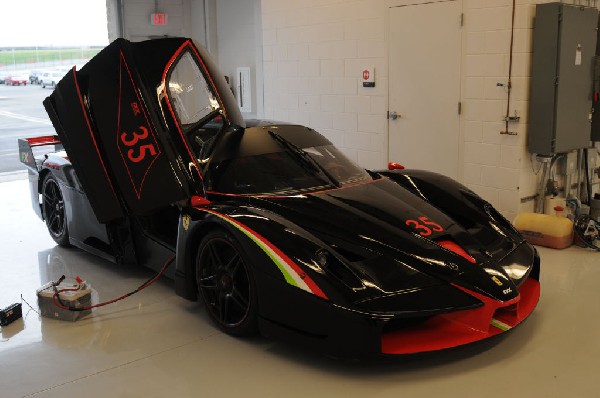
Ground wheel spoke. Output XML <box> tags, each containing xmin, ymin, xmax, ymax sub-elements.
<box><xmin>197</xmin><ymin>236</ymin><xmax>253</xmax><ymax>330</ymax></box>
<box><xmin>55</xmin><ymin>208</ymin><xmax>64</xmax><ymax>232</ymax></box>
<box><xmin>230</xmin><ymin>287</ymin><xmax>248</xmax><ymax>310</ymax></box>
<box><xmin>208</xmin><ymin>243</ymin><xmax>223</xmax><ymax>268</ymax></box>
<box><xmin>230</xmin><ymin>258</ymin><xmax>243</xmax><ymax>278</ymax></box>
<box><xmin>43</xmin><ymin>192</ymin><xmax>55</xmax><ymax>205</ymax></box>
<box><xmin>217</xmin><ymin>292</ymin><xmax>226</xmax><ymax>322</ymax></box>
<box><xmin>48</xmin><ymin>213</ymin><xmax>57</xmax><ymax>230</ymax></box>
<box><xmin>51</xmin><ymin>184</ymin><xmax>59</xmax><ymax>201</ymax></box>
<box><xmin>225</xmin><ymin>254</ymin><xmax>240</xmax><ymax>273</ymax></box>
<box><xmin>42</xmin><ymin>178</ymin><xmax>68</xmax><ymax>243</ymax></box>
<box><xmin>222</xmin><ymin>294</ymin><xmax>231</xmax><ymax>323</ymax></box>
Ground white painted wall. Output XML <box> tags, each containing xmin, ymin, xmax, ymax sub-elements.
<box><xmin>461</xmin><ymin>0</ymin><xmax>535</xmax><ymax>221</ymax></box>
<box><xmin>189</xmin><ymin>0</ymin><xmax>220</xmax><ymax>58</ymax></box>
<box><xmin>216</xmin><ymin>0</ymin><xmax>263</xmax><ymax>118</ymax></box>
<box><xmin>106</xmin><ymin>0</ymin><xmax>122</xmax><ymax>42</ymax></box>
<box><xmin>109</xmin><ymin>0</ymin><xmax>599</xmax><ymax>220</ymax></box>
<box><xmin>259</xmin><ymin>0</ymin><xmax>598</xmax><ymax>221</ymax></box>
<box><xmin>190</xmin><ymin>0</ymin><xmax>207</xmax><ymax>48</ymax></box>
<box><xmin>261</xmin><ymin>0</ymin><xmax>388</xmax><ymax>170</ymax></box>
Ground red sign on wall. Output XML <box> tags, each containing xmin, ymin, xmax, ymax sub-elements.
<box><xmin>151</xmin><ymin>13</ymin><xmax>168</xmax><ymax>26</ymax></box>
<box><xmin>362</xmin><ymin>67</ymin><xmax>375</xmax><ymax>88</ymax></box>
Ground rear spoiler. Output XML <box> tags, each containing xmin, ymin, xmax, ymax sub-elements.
<box><xmin>18</xmin><ymin>135</ymin><xmax>62</xmax><ymax>172</ymax></box>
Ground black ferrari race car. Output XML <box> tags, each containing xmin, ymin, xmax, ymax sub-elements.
<box><xmin>18</xmin><ymin>38</ymin><xmax>540</xmax><ymax>357</ymax></box>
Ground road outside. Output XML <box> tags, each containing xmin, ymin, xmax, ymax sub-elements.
<box><xmin>0</xmin><ymin>83</ymin><xmax>55</xmax><ymax>176</ymax></box>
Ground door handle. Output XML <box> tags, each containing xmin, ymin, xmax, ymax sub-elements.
<box><xmin>387</xmin><ymin>111</ymin><xmax>401</xmax><ymax>120</ymax></box>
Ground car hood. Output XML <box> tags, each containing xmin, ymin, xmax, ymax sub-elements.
<box><xmin>252</xmin><ymin>177</ymin><xmax>528</xmax><ymax>302</ymax></box>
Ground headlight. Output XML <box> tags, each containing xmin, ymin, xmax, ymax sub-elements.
<box><xmin>315</xmin><ymin>249</ymin><xmax>364</xmax><ymax>290</ymax></box>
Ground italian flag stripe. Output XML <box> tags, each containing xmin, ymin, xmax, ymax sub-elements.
<box><xmin>200</xmin><ymin>209</ymin><xmax>328</xmax><ymax>300</ymax></box>
<box><xmin>491</xmin><ymin>318</ymin><xmax>512</xmax><ymax>332</ymax></box>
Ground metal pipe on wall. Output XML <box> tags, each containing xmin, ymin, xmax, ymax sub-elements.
<box><xmin>119</xmin><ymin>0</ymin><xmax>125</xmax><ymax>39</ymax></box>
<box><xmin>203</xmin><ymin>0</ymin><xmax>209</xmax><ymax>49</ymax></box>
<box><xmin>535</xmin><ymin>156</ymin><xmax>553</xmax><ymax>213</ymax></box>
<box><xmin>577</xmin><ymin>148</ymin><xmax>583</xmax><ymax>199</ymax></box>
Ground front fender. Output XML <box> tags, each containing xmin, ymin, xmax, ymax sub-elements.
<box><xmin>175</xmin><ymin>203</ymin><xmax>358</xmax><ymax>305</ymax></box>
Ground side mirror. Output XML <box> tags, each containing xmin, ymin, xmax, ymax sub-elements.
<box><xmin>191</xmin><ymin>196</ymin><xmax>211</xmax><ymax>207</ymax></box>
<box><xmin>388</xmin><ymin>162</ymin><xmax>405</xmax><ymax>170</ymax></box>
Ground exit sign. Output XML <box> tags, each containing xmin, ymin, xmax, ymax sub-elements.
<box><xmin>150</xmin><ymin>13</ymin><xmax>168</xmax><ymax>26</ymax></box>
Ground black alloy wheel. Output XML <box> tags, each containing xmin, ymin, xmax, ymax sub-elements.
<box><xmin>196</xmin><ymin>230</ymin><xmax>258</xmax><ymax>336</ymax></box>
<box><xmin>42</xmin><ymin>174</ymin><xmax>70</xmax><ymax>246</ymax></box>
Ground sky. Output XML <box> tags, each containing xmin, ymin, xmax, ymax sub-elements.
<box><xmin>0</xmin><ymin>0</ymin><xmax>109</xmax><ymax>47</ymax></box>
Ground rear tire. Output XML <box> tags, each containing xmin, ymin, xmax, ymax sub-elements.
<box><xmin>196</xmin><ymin>229</ymin><xmax>258</xmax><ymax>336</ymax></box>
<box><xmin>42</xmin><ymin>174</ymin><xmax>70</xmax><ymax>247</ymax></box>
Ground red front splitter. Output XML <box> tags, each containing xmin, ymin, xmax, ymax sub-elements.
<box><xmin>381</xmin><ymin>278</ymin><xmax>540</xmax><ymax>355</ymax></box>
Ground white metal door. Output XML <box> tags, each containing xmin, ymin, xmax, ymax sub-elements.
<box><xmin>388</xmin><ymin>1</ymin><xmax>462</xmax><ymax>179</ymax></box>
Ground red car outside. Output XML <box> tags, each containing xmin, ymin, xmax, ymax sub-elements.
<box><xmin>3</xmin><ymin>75</ymin><xmax>28</xmax><ymax>85</ymax></box>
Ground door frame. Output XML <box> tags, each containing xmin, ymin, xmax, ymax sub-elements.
<box><xmin>385</xmin><ymin>0</ymin><xmax>464</xmax><ymax>182</ymax></box>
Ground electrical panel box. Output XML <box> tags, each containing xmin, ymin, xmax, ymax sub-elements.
<box><xmin>528</xmin><ymin>3</ymin><xmax>597</xmax><ymax>155</ymax></box>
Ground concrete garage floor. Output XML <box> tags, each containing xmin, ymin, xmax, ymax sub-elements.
<box><xmin>1</xmin><ymin>178</ymin><xmax>599</xmax><ymax>398</ymax></box>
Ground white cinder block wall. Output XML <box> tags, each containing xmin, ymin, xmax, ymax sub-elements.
<box><xmin>116</xmin><ymin>0</ymin><xmax>594</xmax><ymax>221</ymax></box>
<box><xmin>216</xmin><ymin>0</ymin><xmax>263</xmax><ymax>118</ymax></box>
<box><xmin>462</xmin><ymin>0</ymin><xmax>539</xmax><ymax>222</ymax></box>
<box><xmin>260</xmin><ymin>0</ymin><xmax>576</xmax><ymax>221</ymax></box>
<box><xmin>261</xmin><ymin>0</ymin><xmax>388</xmax><ymax>170</ymax></box>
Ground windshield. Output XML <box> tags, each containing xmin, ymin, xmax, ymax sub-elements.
<box><xmin>167</xmin><ymin>51</ymin><xmax>220</xmax><ymax>128</ymax></box>
<box><xmin>209</xmin><ymin>144</ymin><xmax>372</xmax><ymax>195</ymax></box>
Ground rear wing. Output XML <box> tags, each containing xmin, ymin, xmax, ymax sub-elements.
<box><xmin>18</xmin><ymin>135</ymin><xmax>62</xmax><ymax>172</ymax></box>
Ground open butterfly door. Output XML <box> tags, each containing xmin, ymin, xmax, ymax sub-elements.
<box><xmin>43</xmin><ymin>38</ymin><xmax>242</xmax><ymax>223</ymax></box>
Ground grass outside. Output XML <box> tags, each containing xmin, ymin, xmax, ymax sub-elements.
<box><xmin>0</xmin><ymin>48</ymin><xmax>101</xmax><ymax>67</ymax></box>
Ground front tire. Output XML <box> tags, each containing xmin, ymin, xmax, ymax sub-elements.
<box><xmin>42</xmin><ymin>174</ymin><xmax>70</xmax><ymax>246</ymax></box>
<box><xmin>196</xmin><ymin>230</ymin><xmax>258</xmax><ymax>336</ymax></box>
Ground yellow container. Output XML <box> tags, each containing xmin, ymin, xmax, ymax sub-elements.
<box><xmin>513</xmin><ymin>211</ymin><xmax>573</xmax><ymax>249</ymax></box>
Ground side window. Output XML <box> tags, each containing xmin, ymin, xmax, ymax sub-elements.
<box><xmin>188</xmin><ymin>114</ymin><xmax>225</xmax><ymax>162</ymax></box>
<box><xmin>167</xmin><ymin>51</ymin><xmax>220</xmax><ymax>128</ymax></box>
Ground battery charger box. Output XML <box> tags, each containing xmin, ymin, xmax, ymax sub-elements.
<box><xmin>0</xmin><ymin>303</ymin><xmax>22</xmax><ymax>326</ymax></box>
<box><xmin>37</xmin><ymin>282</ymin><xmax>92</xmax><ymax>322</ymax></box>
